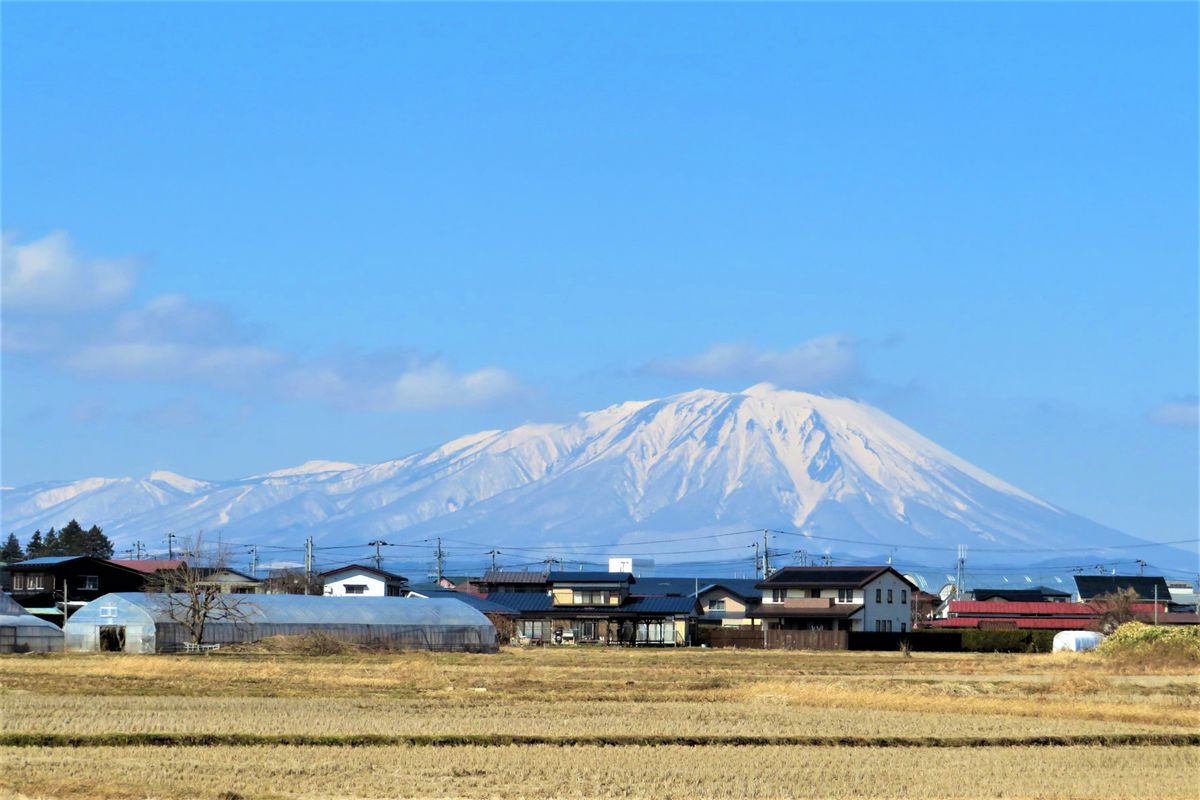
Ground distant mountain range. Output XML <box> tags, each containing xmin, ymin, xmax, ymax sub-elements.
<box><xmin>1</xmin><ymin>385</ymin><xmax>1175</xmax><ymax>568</ymax></box>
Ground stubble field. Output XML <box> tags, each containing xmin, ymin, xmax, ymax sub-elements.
<box><xmin>0</xmin><ymin>647</ymin><xmax>1196</xmax><ymax>799</ymax></box>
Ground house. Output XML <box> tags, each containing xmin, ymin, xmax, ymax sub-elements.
<box><xmin>194</xmin><ymin>567</ymin><xmax>263</xmax><ymax>594</ymax></box>
<box><xmin>110</xmin><ymin>559</ymin><xmax>186</xmax><ymax>575</ymax></box>
<box><xmin>8</xmin><ymin>556</ymin><xmax>152</xmax><ymax>623</ymax></box>
<box><xmin>487</xmin><ymin>571</ymin><xmax>698</xmax><ymax>645</ymax></box>
<box><xmin>748</xmin><ymin>566</ymin><xmax>918</xmax><ymax>633</ymax></box>
<box><xmin>694</xmin><ymin>580</ymin><xmax>762</xmax><ymax>627</ymax></box>
<box><xmin>971</xmin><ymin>586</ymin><xmax>1072</xmax><ymax>603</ymax></box>
<box><xmin>1074</xmin><ymin>575</ymin><xmax>1172</xmax><ymax>603</ymax></box>
<box><xmin>320</xmin><ymin>565</ymin><xmax>407</xmax><ymax>597</ymax></box>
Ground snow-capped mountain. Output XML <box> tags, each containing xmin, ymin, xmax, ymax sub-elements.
<box><xmin>0</xmin><ymin>385</ymin><xmax>1156</xmax><ymax>562</ymax></box>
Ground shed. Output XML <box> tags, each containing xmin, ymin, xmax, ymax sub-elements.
<box><xmin>65</xmin><ymin>593</ymin><xmax>497</xmax><ymax>653</ymax></box>
<box><xmin>0</xmin><ymin>592</ymin><xmax>64</xmax><ymax>653</ymax></box>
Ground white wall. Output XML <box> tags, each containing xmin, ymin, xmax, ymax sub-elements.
<box><xmin>861</xmin><ymin>572</ymin><xmax>914</xmax><ymax>632</ymax></box>
<box><xmin>323</xmin><ymin>571</ymin><xmax>393</xmax><ymax>597</ymax></box>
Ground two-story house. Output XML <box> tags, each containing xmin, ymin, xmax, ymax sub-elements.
<box><xmin>487</xmin><ymin>571</ymin><xmax>698</xmax><ymax>645</ymax></box>
<box><xmin>320</xmin><ymin>565</ymin><xmax>407</xmax><ymax>597</ymax></box>
<box><xmin>8</xmin><ymin>556</ymin><xmax>151</xmax><ymax>623</ymax></box>
<box><xmin>748</xmin><ymin>566</ymin><xmax>918</xmax><ymax>633</ymax></box>
<box><xmin>694</xmin><ymin>580</ymin><xmax>761</xmax><ymax>628</ymax></box>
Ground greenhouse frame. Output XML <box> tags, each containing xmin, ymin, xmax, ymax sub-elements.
<box><xmin>65</xmin><ymin>593</ymin><xmax>498</xmax><ymax>653</ymax></box>
<box><xmin>0</xmin><ymin>592</ymin><xmax>64</xmax><ymax>653</ymax></box>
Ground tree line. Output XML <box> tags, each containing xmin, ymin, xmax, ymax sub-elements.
<box><xmin>1</xmin><ymin>520</ymin><xmax>114</xmax><ymax>562</ymax></box>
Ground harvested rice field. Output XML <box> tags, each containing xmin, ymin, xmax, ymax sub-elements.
<box><xmin>1</xmin><ymin>648</ymin><xmax>1196</xmax><ymax>799</ymax></box>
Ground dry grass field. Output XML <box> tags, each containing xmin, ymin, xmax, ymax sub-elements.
<box><xmin>1</xmin><ymin>647</ymin><xmax>1197</xmax><ymax>799</ymax></box>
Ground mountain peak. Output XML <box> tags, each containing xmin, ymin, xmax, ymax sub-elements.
<box><xmin>2</xmin><ymin>388</ymin><xmax>1143</xmax><ymax>561</ymax></box>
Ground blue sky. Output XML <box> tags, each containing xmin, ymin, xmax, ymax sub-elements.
<box><xmin>2</xmin><ymin>3</ymin><xmax>1196</xmax><ymax>546</ymax></box>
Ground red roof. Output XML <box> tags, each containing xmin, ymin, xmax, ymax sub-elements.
<box><xmin>948</xmin><ymin>600</ymin><xmax>1096</xmax><ymax>616</ymax></box>
<box><xmin>929</xmin><ymin>617</ymin><xmax>1097</xmax><ymax>630</ymax></box>
<box><xmin>110</xmin><ymin>559</ymin><xmax>185</xmax><ymax>574</ymax></box>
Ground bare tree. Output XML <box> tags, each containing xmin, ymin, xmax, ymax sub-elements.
<box><xmin>1092</xmin><ymin>587</ymin><xmax>1141</xmax><ymax>634</ymax></box>
<box><xmin>144</xmin><ymin>533</ymin><xmax>252</xmax><ymax>646</ymax></box>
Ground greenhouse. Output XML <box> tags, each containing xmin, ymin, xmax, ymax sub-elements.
<box><xmin>0</xmin><ymin>592</ymin><xmax>64</xmax><ymax>653</ymax></box>
<box><xmin>65</xmin><ymin>593</ymin><xmax>498</xmax><ymax>653</ymax></box>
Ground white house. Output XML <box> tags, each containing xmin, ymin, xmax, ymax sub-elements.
<box><xmin>320</xmin><ymin>565</ymin><xmax>407</xmax><ymax>598</ymax></box>
<box><xmin>748</xmin><ymin>566</ymin><xmax>918</xmax><ymax>633</ymax></box>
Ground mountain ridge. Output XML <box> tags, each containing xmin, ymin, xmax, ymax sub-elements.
<box><xmin>0</xmin><ymin>386</ymin><xmax>1163</xmax><ymax>563</ymax></box>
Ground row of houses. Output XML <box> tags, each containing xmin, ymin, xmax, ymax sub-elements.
<box><xmin>2</xmin><ymin>553</ymin><xmax>1195</xmax><ymax>651</ymax></box>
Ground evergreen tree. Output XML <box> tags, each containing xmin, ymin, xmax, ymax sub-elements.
<box><xmin>42</xmin><ymin>527</ymin><xmax>61</xmax><ymax>556</ymax></box>
<box><xmin>1</xmin><ymin>533</ymin><xmax>23</xmax><ymax>562</ymax></box>
<box><xmin>83</xmin><ymin>524</ymin><xmax>114</xmax><ymax>559</ymax></box>
<box><xmin>25</xmin><ymin>530</ymin><xmax>45</xmax><ymax>558</ymax></box>
<box><xmin>57</xmin><ymin>520</ymin><xmax>87</xmax><ymax>553</ymax></box>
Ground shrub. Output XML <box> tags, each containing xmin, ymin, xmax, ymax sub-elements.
<box><xmin>960</xmin><ymin>630</ymin><xmax>1054</xmax><ymax>653</ymax></box>
<box><xmin>1096</xmin><ymin>622</ymin><xmax>1200</xmax><ymax>665</ymax></box>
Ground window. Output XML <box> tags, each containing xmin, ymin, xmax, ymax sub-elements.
<box><xmin>900</xmin><ymin>589</ymin><xmax>908</xmax><ymax>604</ymax></box>
<box><xmin>83</xmin><ymin>575</ymin><xmax>99</xmax><ymax>591</ymax></box>
<box><xmin>771</xmin><ymin>588</ymin><xmax>787</xmax><ymax>603</ymax></box>
<box><xmin>900</xmin><ymin>622</ymin><xmax>907</xmax><ymax>633</ymax></box>
<box><xmin>344</xmin><ymin>584</ymin><xmax>367</xmax><ymax>595</ymax></box>
<box><xmin>875</xmin><ymin>588</ymin><xmax>881</xmax><ymax>603</ymax></box>
<box><xmin>12</xmin><ymin>574</ymin><xmax>24</xmax><ymax>590</ymax></box>
<box><xmin>519</xmin><ymin>620</ymin><xmax>544</xmax><ymax>639</ymax></box>
<box><xmin>707</xmin><ymin>599</ymin><xmax>726</xmax><ymax>612</ymax></box>
<box><xmin>875</xmin><ymin>620</ymin><xmax>893</xmax><ymax>632</ymax></box>
<box><xmin>836</xmin><ymin>588</ymin><xmax>855</xmax><ymax>604</ymax></box>
<box><xmin>386</xmin><ymin>585</ymin><xmax>402</xmax><ymax>597</ymax></box>
<box><xmin>887</xmin><ymin>589</ymin><xmax>893</xmax><ymax>603</ymax></box>
<box><xmin>26</xmin><ymin>574</ymin><xmax>44</xmax><ymax>591</ymax></box>
<box><xmin>572</xmin><ymin>590</ymin><xmax>610</xmax><ymax>605</ymax></box>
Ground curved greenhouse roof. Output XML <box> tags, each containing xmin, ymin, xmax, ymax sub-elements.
<box><xmin>1</xmin><ymin>592</ymin><xmax>64</xmax><ymax>653</ymax></box>
<box><xmin>76</xmin><ymin>593</ymin><xmax>495</xmax><ymax>626</ymax></box>
<box><xmin>67</xmin><ymin>593</ymin><xmax>498</xmax><ymax>653</ymax></box>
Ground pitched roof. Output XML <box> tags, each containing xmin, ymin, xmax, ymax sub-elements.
<box><xmin>404</xmin><ymin>587</ymin><xmax>519</xmax><ymax>615</ymax></box>
<box><xmin>746</xmin><ymin>602</ymin><xmax>863</xmax><ymax>619</ymax></box>
<box><xmin>1074</xmin><ymin>575</ymin><xmax>1172</xmax><ymax>601</ymax></box>
<box><xmin>12</xmin><ymin>556</ymin><xmax>82</xmax><ymax>566</ymax></box>
<box><xmin>193</xmin><ymin>566</ymin><xmax>259</xmax><ymax>582</ymax></box>
<box><xmin>948</xmin><ymin>600</ymin><xmax>1097</xmax><ymax>617</ymax></box>
<box><xmin>971</xmin><ymin>586</ymin><xmax>1072</xmax><ymax>601</ymax></box>
<box><xmin>484</xmin><ymin>593</ymin><xmax>553</xmax><ymax>612</ymax></box>
<box><xmin>694</xmin><ymin>579</ymin><xmax>763</xmax><ymax>601</ymax></box>
<box><xmin>623</xmin><ymin>595</ymin><xmax>698</xmax><ymax>614</ymax></box>
<box><xmin>758</xmin><ymin>566</ymin><xmax>916</xmax><ymax>590</ymax></box>
<box><xmin>110</xmin><ymin>559</ymin><xmax>186</xmax><ymax>574</ymax></box>
<box><xmin>318</xmin><ymin>564</ymin><xmax>407</xmax><ymax>582</ymax></box>
<box><xmin>481</xmin><ymin>570</ymin><xmax>547</xmax><ymax>585</ymax></box>
<box><xmin>546</xmin><ymin>571</ymin><xmax>635</xmax><ymax>585</ymax></box>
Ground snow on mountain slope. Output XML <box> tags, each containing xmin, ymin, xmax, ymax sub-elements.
<box><xmin>0</xmin><ymin>386</ymin><xmax>1152</xmax><ymax>559</ymax></box>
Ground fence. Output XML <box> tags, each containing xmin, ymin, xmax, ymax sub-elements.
<box><xmin>708</xmin><ymin>627</ymin><xmax>848</xmax><ymax>650</ymax></box>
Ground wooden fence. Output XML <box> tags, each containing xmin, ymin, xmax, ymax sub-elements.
<box><xmin>708</xmin><ymin>627</ymin><xmax>848</xmax><ymax>650</ymax></box>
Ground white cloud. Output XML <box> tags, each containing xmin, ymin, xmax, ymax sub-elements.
<box><xmin>4</xmin><ymin>231</ymin><xmax>522</xmax><ymax>414</ymax></box>
<box><xmin>641</xmin><ymin>335</ymin><xmax>861</xmax><ymax>390</ymax></box>
<box><xmin>285</xmin><ymin>352</ymin><xmax>519</xmax><ymax>412</ymax></box>
<box><xmin>2</xmin><ymin>231</ymin><xmax>138</xmax><ymax>311</ymax></box>
<box><xmin>1149</xmin><ymin>398</ymin><xmax>1199</xmax><ymax>428</ymax></box>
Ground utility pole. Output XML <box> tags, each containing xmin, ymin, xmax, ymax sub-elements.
<box><xmin>1136</xmin><ymin>559</ymin><xmax>1147</xmax><ymax>576</ymax></box>
<box><xmin>135</xmin><ymin>540</ymin><xmax>145</xmax><ymax>560</ymax></box>
<box><xmin>750</xmin><ymin>542</ymin><xmax>761</xmax><ymax>579</ymax></box>
<box><xmin>794</xmin><ymin>549</ymin><xmax>808</xmax><ymax>567</ymax></box>
<box><xmin>955</xmin><ymin>545</ymin><xmax>967</xmax><ymax>600</ymax></box>
<box><xmin>304</xmin><ymin>537</ymin><xmax>313</xmax><ymax>595</ymax></box>
<box><xmin>370</xmin><ymin>540</ymin><xmax>387</xmax><ymax>572</ymax></box>
<box><xmin>166</xmin><ymin>532</ymin><xmax>177</xmax><ymax>560</ymax></box>
<box><xmin>487</xmin><ymin>549</ymin><xmax>500</xmax><ymax>572</ymax></box>
<box><xmin>762</xmin><ymin>530</ymin><xmax>771</xmax><ymax>577</ymax></box>
<box><xmin>435</xmin><ymin>537</ymin><xmax>444</xmax><ymax>583</ymax></box>
<box><xmin>248</xmin><ymin>545</ymin><xmax>258</xmax><ymax>578</ymax></box>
